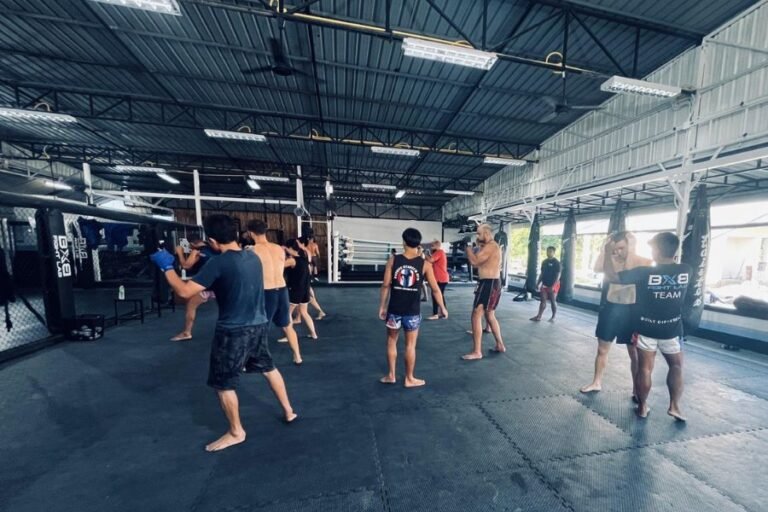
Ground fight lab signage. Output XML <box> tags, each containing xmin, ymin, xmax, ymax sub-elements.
<box><xmin>53</xmin><ymin>235</ymin><xmax>73</xmax><ymax>279</ymax></box>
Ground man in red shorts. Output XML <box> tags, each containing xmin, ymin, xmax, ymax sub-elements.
<box><xmin>531</xmin><ymin>246</ymin><xmax>561</xmax><ymax>322</ymax></box>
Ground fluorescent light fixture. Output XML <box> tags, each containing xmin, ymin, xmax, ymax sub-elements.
<box><xmin>205</xmin><ymin>129</ymin><xmax>267</xmax><ymax>142</ymax></box>
<box><xmin>600</xmin><ymin>76</ymin><xmax>681</xmax><ymax>98</ymax></box>
<box><xmin>246</xmin><ymin>179</ymin><xmax>261</xmax><ymax>190</ymax></box>
<box><xmin>395</xmin><ymin>190</ymin><xmax>406</xmax><ymax>199</ymax></box>
<box><xmin>115</xmin><ymin>165</ymin><xmax>167</xmax><ymax>173</ymax></box>
<box><xmin>0</xmin><ymin>107</ymin><xmax>77</xmax><ymax>124</ymax></box>
<box><xmin>443</xmin><ymin>189</ymin><xmax>475</xmax><ymax>196</ymax></box>
<box><xmin>157</xmin><ymin>173</ymin><xmax>180</xmax><ymax>185</ymax></box>
<box><xmin>483</xmin><ymin>156</ymin><xmax>527</xmax><ymax>166</ymax></box>
<box><xmin>89</xmin><ymin>0</ymin><xmax>181</xmax><ymax>16</ymax></box>
<box><xmin>43</xmin><ymin>180</ymin><xmax>73</xmax><ymax>191</ymax></box>
<box><xmin>362</xmin><ymin>183</ymin><xmax>397</xmax><ymax>191</ymax></box>
<box><xmin>370</xmin><ymin>146</ymin><xmax>420</xmax><ymax>157</ymax></box>
<box><xmin>402</xmin><ymin>37</ymin><xmax>498</xmax><ymax>70</ymax></box>
<box><xmin>247</xmin><ymin>174</ymin><xmax>290</xmax><ymax>182</ymax></box>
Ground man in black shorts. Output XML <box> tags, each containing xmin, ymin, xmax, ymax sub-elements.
<box><xmin>463</xmin><ymin>224</ymin><xmax>505</xmax><ymax>360</ymax></box>
<box><xmin>151</xmin><ymin>214</ymin><xmax>297</xmax><ymax>452</ymax></box>
<box><xmin>581</xmin><ymin>232</ymin><xmax>651</xmax><ymax>400</ymax></box>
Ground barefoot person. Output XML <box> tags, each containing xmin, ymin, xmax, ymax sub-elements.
<box><xmin>150</xmin><ymin>215</ymin><xmax>296</xmax><ymax>452</ymax></box>
<box><xmin>580</xmin><ymin>232</ymin><xmax>651</xmax><ymax>399</ymax></box>
<box><xmin>285</xmin><ymin>238</ymin><xmax>318</xmax><ymax>339</ymax></box>
<box><xmin>426</xmin><ymin>239</ymin><xmax>449</xmax><ymax>320</ymax></box>
<box><xmin>463</xmin><ymin>224</ymin><xmax>506</xmax><ymax>359</ymax></box>
<box><xmin>247</xmin><ymin>220</ymin><xmax>302</xmax><ymax>365</ymax></box>
<box><xmin>530</xmin><ymin>246</ymin><xmax>561</xmax><ymax>322</ymax></box>
<box><xmin>602</xmin><ymin>232</ymin><xmax>690</xmax><ymax>421</ymax></box>
<box><xmin>171</xmin><ymin>238</ymin><xmax>216</xmax><ymax>341</ymax></box>
<box><xmin>379</xmin><ymin>228</ymin><xmax>447</xmax><ymax>387</ymax></box>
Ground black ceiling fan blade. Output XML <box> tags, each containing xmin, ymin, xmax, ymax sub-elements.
<box><xmin>539</xmin><ymin>95</ymin><xmax>559</xmax><ymax>108</ymax></box>
<box><xmin>241</xmin><ymin>66</ymin><xmax>274</xmax><ymax>75</ymax></box>
<box><xmin>538</xmin><ymin>111</ymin><xmax>559</xmax><ymax>123</ymax></box>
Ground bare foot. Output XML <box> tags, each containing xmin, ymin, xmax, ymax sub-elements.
<box><xmin>380</xmin><ymin>375</ymin><xmax>396</xmax><ymax>384</ymax></box>
<box><xmin>404</xmin><ymin>377</ymin><xmax>426</xmax><ymax>388</ymax></box>
<box><xmin>490</xmin><ymin>344</ymin><xmax>506</xmax><ymax>353</ymax></box>
<box><xmin>307</xmin><ymin>334</ymin><xmax>318</xmax><ymax>340</ymax></box>
<box><xmin>205</xmin><ymin>430</ymin><xmax>246</xmax><ymax>452</ymax></box>
<box><xmin>284</xmin><ymin>412</ymin><xmax>298</xmax><ymax>424</ymax></box>
<box><xmin>170</xmin><ymin>333</ymin><xmax>192</xmax><ymax>341</ymax></box>
<box><xmin>548</xmin><ymin>317</ymin><xmax>556</xmax><ymax>322</ymax></box>
<box><xmin>636</xmin><ymin>404</ymin><xmax>650</xmax><ymax>418</ymax></box>
<box><xmin>426</xmin><ymin>315</ymin><xmax>440</xmax><ymax>320</ymax></box>
<box><xmin>462</xmin><ymin>352</ymin><xmax>483</xmax><ymax>360</ymax></box>
<box><xmin>580</xmin><ymin>383</ymin><xmax>602</xmax><ymax>393</ymax></box>
<box><xmin>529</xmin><ymin>316</ymin><xmax>541</xmax><ymax>322</ymax></box>
<box><xmin>277</xmin><ymin>337</ymin><xmax>288</xmax><ymax>343</ymax></box>
<box><xmin>667</xmin><ymin>408</ymin><xmax>687</xmax><ymax>422</ymax></box>
<box><xmin>293</xmin><ymin>358</ymin><xmax>303</xmax><ymax>365</ymax></box>
<box><xmin>466</xmin><ymin>329</ymin><xmax>492</xmax><ymax>335</ymax></box>
<box><xmin>315</xmin><ymin>313</ymin><xmax>326</xmax><ymax>320</ymax></box>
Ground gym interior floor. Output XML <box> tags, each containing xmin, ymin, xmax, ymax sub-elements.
<box><xmin>2</xmin><ymin>285</ymin><xmax>767</xmax><ymax>512</ymax></box>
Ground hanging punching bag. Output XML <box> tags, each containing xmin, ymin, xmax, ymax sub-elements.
<box><xmin>681</xmin><ymin>186</ymin><xmax>710</xmax><ymax>334</ymax></box>
<box><xmin>35</xmin><ymin>208</ymin><xmax>76</xmax><ymax>333</ymax></box>
<box><xmin>560</xmin><ymin>210</ymin><xmax>577</xmax><ymax>302</ymax></box>
<box><xmin>525</xmin><ymin>214</ymin><xmax>541</xmax><ymax>294</ymax></box>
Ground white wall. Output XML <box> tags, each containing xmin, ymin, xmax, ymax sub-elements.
<box><xmin>333</xmin><ymin>216</ymin><xmax>442</xmax><ymax>243</ymax></box>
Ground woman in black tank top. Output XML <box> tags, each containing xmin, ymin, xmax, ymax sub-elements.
<box><xmin>285</xmin><ymin>239</ymin><xmax>317</xmax><ymax>339</ymax></box>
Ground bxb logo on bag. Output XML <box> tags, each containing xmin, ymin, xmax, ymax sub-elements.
<box><xmin>648</xmin><ymin>274</ymin><xmax>689</xmax><ymax>286</ymax></box>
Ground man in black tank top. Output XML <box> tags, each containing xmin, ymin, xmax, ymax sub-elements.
<box><xmin>378</xmin><ymin>228</ymin><xmax>448</xmax><ymax>387</ymax></box>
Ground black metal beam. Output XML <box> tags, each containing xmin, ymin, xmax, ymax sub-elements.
<box><xmin>529</xmin><ymin>0</ymin><xmax>704</xmax><ymax>41</ymax></box>
<box><xmin>424</xmin><ymin>0</ymin><xmax>477</xmax><ymax>48</ymax></box>
<box><xmin>2</xmin><ymin>83</ymin><xmax>538</xmax><ymax>158</ymax></box>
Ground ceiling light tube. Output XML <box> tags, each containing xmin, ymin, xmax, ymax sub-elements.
<box><xmin>402</xmin><ymin>37</ymin><xmax>498</xmax><ymax>70</ymax></box>
<box><xmin>157</xmin><ymin>173</ymin><xmax>180</xmax><ymax>185</ymax></box>
<box><xmin>89</xmin><ymin>0</ymin><xmax>181</xmax><ymax>16</ymax></box>
<box><xmin>205</xmin><ymin>129</ymin><xmax>267</xmax><ymax>142</ymax></box>
<box><xmin>600</xmin><ymin>76</ymin><xmax>682</xmax><ymax>98</ymax></box>
<box><xmin>443</xmin><ymin>189</ymin><xmax>475</xmax><ymax>196</ymax></box>
<box><xmin>395</xmin><ymin>190</ymin><xmax>406</xmax><ymax>199</ymax></box>
<box><xmin>246</xmin><ymin>179</ymin><xmax>261</xmax><ymax>190</ymax></box>
<box><xmin>0</xmin><ymin>107</ymin><xmax>77</xmax><ymax>124</ymax></box>
<box><xmin>247</xmin><ymin>174</ymin><xmax>290</xmax><ymax>182</ymax></box>
<box><xmin>483</xmin><ymin>156</ymin><xmax>527</xmax><ymax>166</ymax></box>
<box><xmin>361</xmin><ymin>183</ymin><xmax>398</xmax><ymax>190</ymax></box>
<box><xmin>370</xmin><ymin>146</ymin><xmax>420</xmax><ymax>157</ymax></box>
<box><xmin>115</xmin><ymin>165</ymin><xmax>168</xmax><ymax>173</ymax></box>
<box><xmin>43</xmin><ymin>180</ymin><xmax>73</xmax><ymax>191</ymax></box>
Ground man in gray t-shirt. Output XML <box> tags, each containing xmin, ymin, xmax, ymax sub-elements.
<box><xmin>151</xmin><ymin>214</ymin><xmax>297</xmax><ymax>452</ymax></box>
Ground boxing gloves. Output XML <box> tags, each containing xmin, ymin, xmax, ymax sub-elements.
<box><xmin>150</xmin><ymin>249</ymin><xmax>176</xmax><ymax>272</ymax></box>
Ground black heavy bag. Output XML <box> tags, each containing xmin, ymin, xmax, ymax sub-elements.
<box><xmin>495</xmin><ymin>224</ymin><xmax>509</xmax><ymax>284</ymax></box>
<box><xmin>35</xmin><ymin>208</ymin><xmax>76</xmax><ymax>333</ymax></box>
<box><xmin>608</xmin><ymin>199</ymin><xmax>627</xmax><ymax>236</ymax></box>
<box><xmin>559</xmin><ymin>210</ymin><xmax>577</xmax><ymax>302</ymax></box>
<box><xmin>0</xmin><ymin>248</ymin><xmax>15</xmax><ymax>331</ymax></box>
<box><xmin>681</xmin><ymin>186</ymin><xmax>710</xmax><ymax>333</ymax></box>
<box><xmin>525</xmin><ymin>214</ymin><xmax>541</xmax><ymax>294</ymax></box>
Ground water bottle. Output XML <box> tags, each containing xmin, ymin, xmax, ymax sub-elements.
<box><xmin>181</xmin><ymin>269</ymin><xmax>187</xmax><ymax>280</ymax></box>
<box><xmin>118</xmin><ymin>285</ymin><xmax>125</xmax><ymax>300</ymax></box>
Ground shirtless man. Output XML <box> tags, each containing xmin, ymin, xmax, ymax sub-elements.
<box><xmin>463</xmin><ymin>224</ymin><xmax>506</xmax><ymax>359</ymax></box>
<box><xmin>247</xmin><ymin>220</ymin><xmax>302</xmax><ymax>365</ymax></box>
<box><xmin>580</xmin><ymin>231</ymin><xmax>651</xmax><ymax>399</ymax></box>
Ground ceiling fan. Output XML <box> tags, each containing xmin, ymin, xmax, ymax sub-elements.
<box><xmin>241</xmin><ymin>24</ymin><xmax>320</xmax><ymax>80</ymax></box>
<box><xmin>537</xmin><ymin>95</ymin><xmax>604</xmax><ymax>123</ymax></box>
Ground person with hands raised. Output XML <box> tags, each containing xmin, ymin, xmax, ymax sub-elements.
<box><xmin>150</xmin><ymin>215</ymin><xmax>297</xmax><ymax>453</ymax></box>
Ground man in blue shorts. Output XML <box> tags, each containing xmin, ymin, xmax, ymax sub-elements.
<box><xmin>151</xmin><ymin>214</ymin><xmax>297</xmax><ymax>452</ymax></box>
<box><xmin>378</xmin><ymin>228</ymin><xmax>447</xmax><ymax>387</ymax></box>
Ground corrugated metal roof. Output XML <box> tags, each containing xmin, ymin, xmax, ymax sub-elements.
<box><xmin>0</xmin><ymin>0</ymin><xmax>761</xmax><ymax>214</ymax></box>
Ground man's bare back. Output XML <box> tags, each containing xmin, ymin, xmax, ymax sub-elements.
<box><xmin>252</xmin><ymin>241</ymin><xmax>287</xmax><ymax>290</ymax></box>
